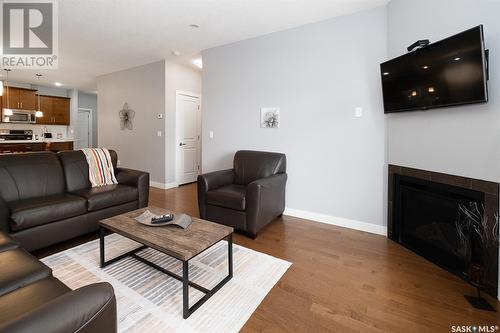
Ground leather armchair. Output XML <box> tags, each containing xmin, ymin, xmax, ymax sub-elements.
<box><xmin>198</xmin><ymin>150</ymin><xmax>287</xmax><ymax>238</ymax></box>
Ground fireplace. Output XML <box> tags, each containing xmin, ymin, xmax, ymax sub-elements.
<box><xmin>388</xmin><ymin>165</ymin><xmax>499</xmax><ymax>297</ymax></box>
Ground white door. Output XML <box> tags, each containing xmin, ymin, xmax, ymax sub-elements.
<box><xmin>76</xmin><ymin>109</ymin><xmax>91</xmax><ymax>149</ymax></box>
<box><xmin>176</xmin><ymin>92</ymin><xmax>201</xmax><ymax>185</ymax></box>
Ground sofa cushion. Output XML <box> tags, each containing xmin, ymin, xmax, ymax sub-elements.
<box><xmin>72</xmin><ymin>184</ymin><xmax>138</xmax><ymax>212</ymax></box>
<box><xmin>0</xmin><ymin>232</ymin><xmax>18</xmax><ymax>253</ymax></box>
<box><xmin>206</xmin><ymin>184</ymin><xmax>246</xmax><ymax>211</ymax></box>
<box><xmin>57</xmin><ymin>150</ymin><xmax>118</xmax><ymax>192</ymax></box>
<box><xmin>0</xmin><ymin>249</ymin><xmax>52</xmax><ymax>296</ymax></box>
<box><xmin>9</xmin><ymin>194</ymin><xmax>87</xmax><ymax>232</ymax></box>
<box><xmin>0</xmin><ymin>152</ymin><xmax>66</xmax><ymax>202</ymax></box>
<box><xmin>0</xmin><ymin>277</ymin><xmax>70</xmax><ymax>324</ymax></box>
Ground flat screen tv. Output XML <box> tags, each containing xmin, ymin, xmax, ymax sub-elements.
<box><xmin>380</xmin><ymin>25</ymin><xmax>488</xmax><ymax>113</ymax></box>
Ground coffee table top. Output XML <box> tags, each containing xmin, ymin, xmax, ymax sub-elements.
<box><xmin>99</xmin><ymin>206</ymin><xmax>233</xmax><ymax>261</ymax></box>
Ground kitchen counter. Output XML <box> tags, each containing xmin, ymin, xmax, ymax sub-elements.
<box><xmin>0</xmin><ymin>139</ymin><xmax>75</xmax><ymax>144</ymax></box>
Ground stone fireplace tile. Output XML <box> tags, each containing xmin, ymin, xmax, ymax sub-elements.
<box><xmin>471</xmin><ymin>179</ymin><xmax>499</xmax><ymax>196</ymax></box>
<box><xmin>400</xmin><ymin>167</ymin><xmax>431</xmax><ymax>180</ymax></box>
<box><xmin>430</xmin><ymin>172</ymin><xmax>471</xmax><ymax>189</ymax></box>
<box><xmin>388</xmin><ymin>164</ymin><xmax>401</xmax><ymax>175</ymax></box>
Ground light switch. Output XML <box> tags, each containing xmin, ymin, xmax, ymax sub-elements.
<box><xmin>209</xmin><ymin>131</ymin><xmax>214</xmax><ymax>139</ymax></box>
<box><xmin>157</xmin><ymin>131</ymin><xmax>162</xmax><ymax>137</ymax></box>
<box><xmin>355</xmin><ymin>107</ymin><xmax>363</xmax><ymax>118</ymax></box>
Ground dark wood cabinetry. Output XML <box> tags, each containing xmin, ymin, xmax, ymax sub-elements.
<box><xmin>44</xmin><ymin>141</ymin><xmax>73</xmax><ymax>152</ymax></box>
<box><xmin>0</xmin><ymin>143</ymin><xmax>44</xmax><ymax>154</ymax></box>
<box><xmin>0</xmin><ymin>141</ymin><xmax>73</xmax><ymax>154</ymax></box>
<box><xmin>35</xmin><ymin>95</ymin><xmax>71</xmax><ymax>125</ymax></box>
<box><xmin>0</xmin><ymin>87</ymin><xmax>70</xmax><ymax>125</ymax></box>
<box><xmin>1</xmin><ymin>87</ymin><xmax>37</xmax><ymax>110</ymax></box>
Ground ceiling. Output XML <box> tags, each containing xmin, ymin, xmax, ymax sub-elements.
<box><xmin>2</xmin><ymin>0</ymin><xmax>388</xmax><ymax>92</ymax></box>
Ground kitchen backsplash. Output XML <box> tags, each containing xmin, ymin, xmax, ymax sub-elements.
<box><xmin>0</xmin><ymin>123</ymin><xmax>73</xmax><ymax>139</ymax></box>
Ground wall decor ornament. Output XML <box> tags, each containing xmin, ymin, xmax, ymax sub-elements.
<box><xmin>261</xmin><ymin>107</ymin><xmax>280</xmax><ymax>128</ymax></box>
<box><xmin>119</xmin><ymin>103</ymin><xmax>135</xmax><ymax>130</ymax></box>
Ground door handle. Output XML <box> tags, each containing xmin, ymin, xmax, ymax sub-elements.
<box><xmin>179</xmin><ymin>142</ymin><xmax>187</xmax><ymax>146</ymax></box>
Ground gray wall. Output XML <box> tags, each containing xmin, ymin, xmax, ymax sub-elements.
<box><xmin>78</xmin><ymin>91</ymin><xmax>98</xmax><ymax>147</ymax></box>
<box><xmin>97</xmin><ymin>60</ymin><xmax>166</xmax><ymax>183</ymax></box>
<box><xmin>202</xmin><ymin>7</ymin><xmax>387</xmax><ymax>226</ymax></box>
<box><xmin>165</xmin><ymin>62</ymin><xmax>202</xmax><ymax>184</ymax></box>
<box><xmin>387</xmin><ymin>0</ymin><xmax>500</xmax><ymax>183</ymax></box>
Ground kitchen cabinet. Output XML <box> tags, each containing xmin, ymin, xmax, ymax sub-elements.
<box><xmin>51</xmin><ymin>97</ymin><xmax>70</xmax><ymax>125</ymax></box>
<box><xmin>45</xmin><ymin>141</ymin><xmax>73</xmax><ymax>152</ymax></box>
<box><xmin>35</xmin><ymin>95</ymin><xmax>71</xmax><ymax>125</ymax></box>
<box><xmin>1</xmin><ymin>87</ymin><xmax>37</xmax><ymax>110</ymax></box>
<box><xmin>0</xmin><ymin>143</ymin><xmax>44</xmax><ymax>153</ymax></box>
<box><xmin>36</xmin><ymin>95</ymin><xmax>52</xmax><ymax>125</ymax></box>
<box><xmin>0</xmin><ymin>141</ymin><xmax>73</xmax><ymax>154</ymax></box>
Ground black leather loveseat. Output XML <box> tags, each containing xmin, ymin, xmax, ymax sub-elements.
<box><xmin>0</xmin><ymin>231</ymin><xmax>116</xmax><ymax>333</ymax></box>
<box><xmin>0</xmin><ymin>150</ymin><xmax>149</xmax><ymax>251</ymax></box>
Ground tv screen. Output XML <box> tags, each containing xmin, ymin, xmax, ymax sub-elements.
<box><xmin>380</xmin><ymin>25</ymin><xmax>488</xmax><ymax>113</ymax></box>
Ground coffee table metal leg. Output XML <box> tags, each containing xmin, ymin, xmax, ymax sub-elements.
<box><xmin>100</xmin><ymin>227</ymin><xmax>105</xmax><ymax>268</ymax></box>
<box><xmin>228</xmin><ymin>234</ymin><xmax>233</xmax><ymax>278</ymax></box>
<box><xmin>183</xmin><ymin>261</ymin><xmax>189</xmax><ymax>319</ymax></box>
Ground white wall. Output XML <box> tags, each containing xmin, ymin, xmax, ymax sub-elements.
<box><xmin>165</xmin><ymin>62</ymin><xmax>202</xmax><ymax>184</ymax></box>
<box><xmin>386</xmin><ymin>0</ymin><xmax>500</xmax><ymax>183</ymax></box>
<box><xmin>202</xmin><ymin>7</ymin><xmax>387</xmax><ymax>229</ymax></box>
<box><xmin>97</xmin><ymin>61</ymin><xmax>166</xmax><ymax>183</ymax></box>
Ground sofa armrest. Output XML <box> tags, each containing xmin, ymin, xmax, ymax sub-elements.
<box><xmin>116</xmin><ymin>167</ymin><xmax>150</xmax><ymax>208</ymax></box>
<box><xmin>0</xmin><ymin>282</ymin><xmax>116</xmax><ymax>333</ymax></box>
<box><xmin>197</xmin><ymin>169</ymin><xmax>234</xmax><ymax>218</ymax></box>
<box><xmin>0</xmin><ymin>197</ymin><xmax>9</xmax><ymax>233</ymax></box>
<box><xmin>246</xmin><ymin>173</ymin><xmax>287</xmax><ymax>236</ymax></box>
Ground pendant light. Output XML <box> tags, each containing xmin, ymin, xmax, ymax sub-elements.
<box><xmin>3</xmin><ymin>69</ymin><xmax>12</xmax><ymax>117</ymax></box>
<box><xmin>35</xmin><ymin>74</ymin><xmax>43</xmax><ymax>118</ymax></box>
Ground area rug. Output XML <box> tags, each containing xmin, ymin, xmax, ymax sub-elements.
<box><xmin>41</xmin><ymin>233</ymin><xmax>291</xmax><ymax>333</ymax></box>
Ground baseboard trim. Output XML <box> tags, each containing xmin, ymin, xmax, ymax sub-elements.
<box><xmin>283</xmin><ymin>207</ymin><xmax>387</xmax><ymax>236</ymax></box>
<box><xmin>150</xmin><ymin>181</ymin><xmax>179</xmax><ymax>190</ymax></box>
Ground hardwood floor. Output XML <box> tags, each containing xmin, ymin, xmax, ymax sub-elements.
<box><xmin>36</xmin><ymin>184</ymin><xmax>500</xmax><ymax>332</ymax></box>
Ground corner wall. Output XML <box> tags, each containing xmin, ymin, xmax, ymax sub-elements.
<box><xmin>97</xmin><ymin>60</ymin><xmax>166</xmax><ymax>183</ymax></box>
<box><xmin>386</xmin><ymin>0</ymin><xmax>500</xmax><ymax>182</ymax></box>
<box><xmin>202</xmin><ymin>7</ymin><xmax>388</xmax><ymax>230</ymax></box>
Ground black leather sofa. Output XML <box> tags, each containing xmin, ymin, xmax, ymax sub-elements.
<box><xmin>0</xmin><ymin>150</ymin><xmax>149</xmax><ymax>251</ymax></box>
<box><xmin>0</xmin><ymin>231</ymin><xmax>116</xmax><ymax>333</ymax></box>
<box><xmin>197</xmin><ymin>150</ymin><xmax>287</xmax><ymax>237</ymax></box>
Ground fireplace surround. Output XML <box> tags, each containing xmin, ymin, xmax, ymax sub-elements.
<box><xmin>388</xmin><ymin>165</ymin><xmax>499</xmax><ymax>297</ymax></box>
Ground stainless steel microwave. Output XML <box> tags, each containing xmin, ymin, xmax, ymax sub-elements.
<box><xmin>2</xmin><ymin>109</ymin><xmax>37</xmax><ymax>124</ymax></box>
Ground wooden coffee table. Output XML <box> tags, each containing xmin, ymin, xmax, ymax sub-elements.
<box><xmin>99</xmin><ymin>206</ymin><xmax>234</xmax><ymax>319</ymax></box>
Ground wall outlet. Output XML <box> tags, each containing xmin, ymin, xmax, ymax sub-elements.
<box><xmin>117</xmin><ymin>160</ymin><xmax>121</xmax><ymax>166</ymax></box>
<box><xmin>355</xmin><ymin>107</ymin><xmax>363</xmax><ymax>117</ymax></box>
<box><xmin>209</xmin><ymin>131</ymin><xmax>214</xmax><ymax>139</ymax></box>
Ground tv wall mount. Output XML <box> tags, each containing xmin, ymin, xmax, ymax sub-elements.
<box><xmin>407</xmin><ymin>39</ymin><xmax>430</xmax><ymax>52</ymax></box>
